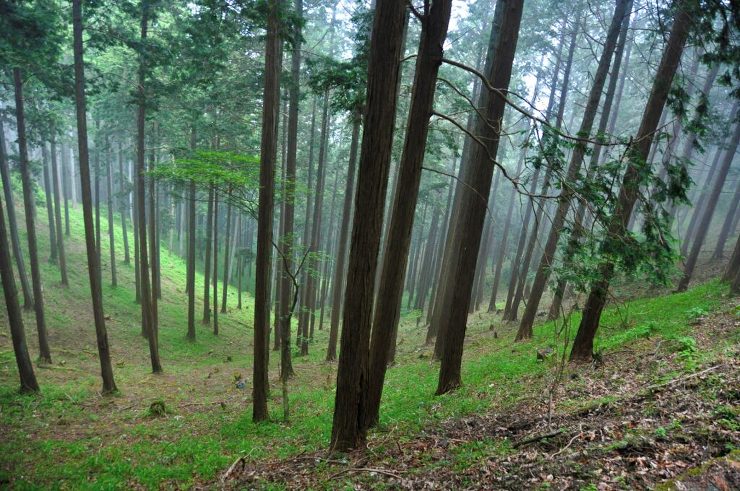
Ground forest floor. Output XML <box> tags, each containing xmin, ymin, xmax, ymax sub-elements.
<box><xmin>223</xmin><ymin>307</ymin><xmax>739</xmax><ymax>490</ymax></box>
<box><xmin>0</xmin><ymin>199</ymin><xmax>738</xmax><ymax>490</ymax></box>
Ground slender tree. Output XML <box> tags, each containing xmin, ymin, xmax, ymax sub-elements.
<box><xmin>187</xmin><ymin>128</ymin><xmax>197</xmax><ymax>341</ymax></box>
<box><xmin>117</xmin><ymin>142</ymin><xmax>130</xmax><ymax>265</ymax></box>
<box><xmin>713</xmin><ymin>180</ymin><xmax>740</xmax><ymax>259</ymax></box>
<box><xmin>0</xmin><ymin>117</ymin><xmax>33</xmax><ymax>309</ymax></box>
<box><xmin>326</xmin><ymin>112</ymin><xmax>360</xmax><ymax>362</ymax></box>
<box><xmin>0</xmin><ymin>190</ymin><xmax>39</xmax><ymax>393</ymax></box>
<box><xmin>677</xmin><ymin>119</ymin><xmax>740</xmax><ymax>291</ymax></box>
<box><xmin>252</xmin><ymin>0</ymin><xmax>282</xmax><ymax>423</ymax></box>
<box><xmin>135</xmin><ymin>0</ymin><xmax>162</xmax><ymax>373</ymax></box>
<box><xmin>105</xmin><ymin>136</ymin><xmax>117</xmax><ymax>287</ymax></box>
<box><xmin>517</xmin><ymin>0</ymin><xmax>631</xmax><ymax>340</ymax></box>
<box><xmin>51</xmin><ymin>131</ymin><xmax>68</xmax><ymax>286</ymax></box>
<box><xmin>279</xmin><ymin>0</ymin><xmax>304</xmax><ymax>379</ymax></box>
<box><xmin>71</xmin><ymin>0</ymin><xmax>117</xmax><ymax>392</ymax></box>
<box><xmin>13</xmin><ymin>68</ymin><xmax>52</xmax><ymax>364</ymax></box>
<box><xmin>42</xmin><ymin>144</ymin><xmax>58</xmax><ymax>264</ymax></box>
<box><xmin>203</xmin><ymin>185</ymin><xmax>214</xmax><ymax>324</ymax></box>
<box><xmin>570</xmin><ymin>0</ymin><xmax>696</xmax><ymax>361</ymax></box>
<box><xmin>434</xmin><ymin>0</ymin><xmax>524</xmax><ymax>395</ymax></box>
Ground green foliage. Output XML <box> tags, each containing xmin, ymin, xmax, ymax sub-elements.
<box><xmin>150</xmin><ymin>149</ymin><xmax>260</xmax><ymax>215</ymax></box>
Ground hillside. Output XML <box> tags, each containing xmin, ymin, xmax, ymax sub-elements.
<box><xmin>0</xmin><ymin>194</ymin><xmax>738</xmax><ymax>489</ymax></box>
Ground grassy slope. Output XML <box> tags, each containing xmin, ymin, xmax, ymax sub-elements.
<box><xmin>0</xmin><ymin>193</ymin><xmax>737</xmax><ymax>489</ymax></box>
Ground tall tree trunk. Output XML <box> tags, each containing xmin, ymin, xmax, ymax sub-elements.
<box><xmin>677</xmin><ymin>119</ymin><xmax>740</xmax><ymax>291</ymax></box>
<box><xmin>425</xmin><ymin>155</ymin><xmax>459</xmax><ymax>334</ymax></box>
<box><xmin>220</xmin><ymin>199</ymin><xmax>233</xmax><ymax>313</ymax></box>
<box><xmin>0</xmin><ymin>185</ymin><xmax>39</xmax><ymax>393</ymax></box>
<box><xmin>253</xmin><ymin>0</ymin><xmax>282</xmax><ymax>423</ymax></box>
<box><xmin>316</xmin><ymin>169</ymin><xmax>339</xmax><ymax>333</ymax></box>
<box><xmin>516</xmin><ymin>0</ymin><xmax>631</xmax><ymax>341</ymax></box>
<box><xmin>0</xmin><ymin>118</ymin><xmax>33</xmax><ymax>310</ymax></box>
<box><xmin>326</xmin><ymin>113</ymin><xmax>360</xmax><ymax>362</ymax></box>
<box><xmin>213</xmin><ymin>191</ymin><xmax>219</xmax><ymax>335</ymax></box>
<box><xmin>364</xmin><ymin>0</ymin><xmax>453</xmax><ymax>427</ymax></box>
<box><xmin>304</xmin><ymin>90</ymin><xmax>331</xmax><ymax>347</ymax></box>
<box><xmin>713</xmin><ymin>180</ymin><xmax>740</xmax><ymax>259</ymax></box>
<box><xmin>280</xmin><ymin>0</ymin><xmax>302</xmax><ymax>374</ymax></box>
<box><xmin>187</xmin><ymin>127</ymin><xmax>197</xmax><ymax>341</ymax></box>
<box><xmin>148</xmin><ymin>127</ymin><xmax>160</xmax><ymax>328</ymax></box>
<box><xmin>504</xmin><ymin>11</ymin><xmax>577</xmax><ymax>321</ymax></box>
<box><xmin>548</xmin><ymin>6</ymin><xmax>632</xmax><ymax>319</ymax></box>
<box><xmin>135</xmin><ymin>0</ymin><xmax>162</xmax><ymax>373</ymax></box>
<box><xmin>117</xmin><ymin>142</ymin><xmax>130</xmax><ymax>265</ymax></box>
<box><xmin>331</xmin><ymin>0</ymin><xmax>406</xmax><ymax>452</ymax></box>
<box><xmin>13</xmin><ymin>68</ymin><xmax>52</xmax><ymax>365</ymax></box>
<box><xmin>489</xmin><ymin>152</ymin><xmax>526</xmax><ymax>312</ymax></box>
<box><xmin>724</xmin><ymin>233</ymin><xmax>740</xmax><ymax>285</ymax></box>
<box><xmin>297</xmin><ymin>98</ymin><xmax>317</xmax><ymax>350</ymax></box>
<box><xmin>132</xmin><ymin>159</ymin><xmax>142</xmax><ymax>308</ymax></box>
<box><xmin>570</xmin><ymin>0</ymin><xmax>695</xmax><ymax>361</ymax></box>
<box><xmin>434</xmin><ymin>0</ymin><xmax>524</xmax><ymax>395</ymax></box>
<box><xmin>105</xmin><ymin>136</ymin><xmax>117</xmax><ymax>287</ymax></box>
<box><xmin>413</xmin><ymin>203</ymin><xmax>441</xmax><ymax>317</ymax></box>
<box><xmin>94</xmin><ymin>124</ymin><xmax>102</xmax><ymax>263</ymax></box>
<box><xmin>50</xmin><ymin>132</ymin><xmax>68</xmax><ymax>286</ymax></box>
<box><xmin>42</xmin><ymin>144</ymin><xmax>58</xmax><ymax>264</ymax></box>
<box><xmin>71</xmin><ymin>0</ymin><xmax>118</xmax><ymax>392</ymax></box>
<box><xmin>203</xmin><ymin>185</ymin><xmax>214</xmax><ymax>324</ymax></box>
<box><xmin>61</xmin><ymin>143</ymin><xmax>71</xmax><ymax>236</ymax></box>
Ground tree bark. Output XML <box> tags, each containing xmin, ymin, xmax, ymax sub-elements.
<box><xmin>253</xmin><ymin>0</ymin><xmax>282</xmax><ymax>423</ymax></box>
<box><xmin>0</xmin><ymin>183</ymin><xmax>39</xmax><ymax>393</ymax></box>
<box><xmin>72</xmin><ymin>0</ymin><xmax>118</xmax><ymax>392</ymax></box>
<box><xmin>61</xmin><ymin>143</ymin><xmax>71</xmax><ymax>236</ymax></box>
<box><xmin>304</xmin><ymin>90</ymin><xmax>331</xmax><ymax>347</ymax></box>
<box><xmin>203</xmin><ymin>185</ymin><xmax>214</xmax><ymax>324</ymax></box>
<box><xmin>220</xmin><ymin>200</ymin><xmax>233</xmax><ymax>313</ymax></box>
<box><xmin>13</xmin><ymin>68</ymin><xmax>52</xmax><ymax>365</ymax></box>
<box><xmin>570</xmin><ymin>0</ymin><xmax>695</xmax><ymax>361</ymax></box>
<box><xmin>213</xmin><ymin>191</ymin><xmax>219</xmax><ymax>335</ymax></box>
<box><xmin>117</xmin><ymin>142</ymin><xmax>130</xmax><ymax>265</ymax></box>
<box><xmin>135</xmin><ymin>0</ymin><xmax>162</xmax><ymax>373</ymax></box>
<box><xmin>103</xmin><ymin>137</ymin><xmax>116</xmax><ymax>287</ymax></box>
<box><xmin>50</xmin><ymin>133</ymin><xmax>69</xmax><ymax>286</ymax></box>
<box><xmin>0</xmin><ymin>118</ymin><xmax>33</xmax><ymax>310</ymax></box>
<box><xmin>331</xmin><ymin>0</ymin><xmax>406</xmax><ymax>452</ymax></box>
<box><xmin>42</xmin><ymin>144</ymin><xmax>58</xmax><ymax>264</ymax></box>
<box><xmin>434</xmin><ymin>0</ymin><xmax>524</xmax><ymax>395</ymax></box>
<box><xmin>187</xmin><ymin>127</ymin><xmax>197</xmax><ymax>341</ymax></box>
<box><xmin>724</xmin><ymin>233</ymin><xmax>740</xmax><ymax>285</ymax></box>
<box><xmin>326</xmin><ymin>113</ymin><xmax>360</xmax><ymax>362</ymax></box>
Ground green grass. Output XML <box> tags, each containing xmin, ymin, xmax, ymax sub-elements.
<box><xmin>0</xmin><ymin>190</ymin><xmax>736</xmax><ymax>489</ymax></box>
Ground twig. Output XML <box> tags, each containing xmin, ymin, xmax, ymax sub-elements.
<box><xmin>550</xmin><ymin>431</ymin><xmax>583</xmax><ymax>458</ymax></box>
<box><xmin>221</xmin><ymin>456</ymin><xmax>246</xmax><ymax>483</ymax></box>
<box><xmin>513</xmin><ymin>429</ymin><xmax>564</xmax><ymax>448</ymax></box>
<box><xmin>644</xmin><ymin>364</ymin><xmax>724</xmax><ymax>392</ymax></box>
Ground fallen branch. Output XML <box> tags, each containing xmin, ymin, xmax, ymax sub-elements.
<box><xmin>644</xmin><ymin>364</ymin><xmax>724</xmax><ymax>392</ymax></box>
<box><xmin>550</xmin><ymin>431</ymin><xmax>583</xmax><ymax>458</ymax></box>
<box><xmin>513</xmin><ymin>428</ymin><xmax>564</xmax><ymax>448</ymax></box>
<box><xmin>221</xmin><ymin>456</ymin><xmax>246</xmax><ymax>483</ymax></box>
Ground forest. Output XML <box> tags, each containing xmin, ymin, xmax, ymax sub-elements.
<box><xmin>0</xmin><ymin>0</ymin><xmax>739</xmax><ymax>488</ymax></box>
